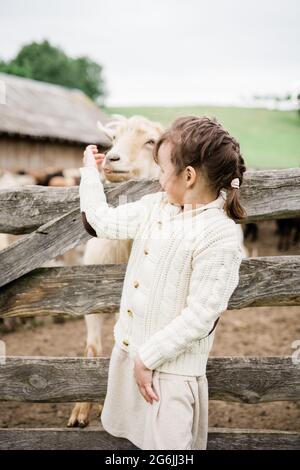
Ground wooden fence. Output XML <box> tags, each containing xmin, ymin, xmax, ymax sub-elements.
<box><xmin>0</xmin><ymin>168</ymin><xmax>300</xmax><ymax>450</ymax></box>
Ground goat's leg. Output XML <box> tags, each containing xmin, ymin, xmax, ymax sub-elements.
<box><xmin>67</xmin><ymin>313</ymin><xmax>105</xmax><ymax>428</ymax></box>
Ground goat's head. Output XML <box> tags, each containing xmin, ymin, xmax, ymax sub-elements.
<box><xmin>97</xmin><ymin>114</ymin><xmax>164</xmax><ymax>182</ymax></box>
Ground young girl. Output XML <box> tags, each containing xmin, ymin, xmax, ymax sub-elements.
<box><xmin>79</xmin><ymin>115</ymin><xmax>247</xmax><ymax>450</ymax></box>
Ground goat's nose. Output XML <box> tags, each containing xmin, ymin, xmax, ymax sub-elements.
<box><xmin>107</xmin><ymin>153</ymin><xmax>121</xmax><ymax>162</ymax></box>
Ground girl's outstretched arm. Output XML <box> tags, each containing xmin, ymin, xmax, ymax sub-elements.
<box><xmin>79</xmin><ymin>146</ymin><xmax>155</xmax><ymax>240</ymax></box>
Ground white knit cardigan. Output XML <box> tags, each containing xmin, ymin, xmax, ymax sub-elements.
<box><xmin>79</xmin><ymin>166</ymin><xmax>243</xmax><ymax>376</ymax></box>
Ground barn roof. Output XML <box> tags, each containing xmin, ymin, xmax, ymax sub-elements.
<box><xmin>0</xmin><ymin>72</ymin><xmax>112</xmax><ymax>146</ymax></box>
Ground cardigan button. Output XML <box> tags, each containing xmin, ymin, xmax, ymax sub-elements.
<box><xmin>127</xmin><ymin>309</ymin><xmax>133</xmax><ymax>317</ymax></box>
<box><xmin>144</xmin><ymin>248</ymin><xmax>149</xmax><ymax>255</ymax></box>
<box><xmin>133</xmin><ymin>280</ymin><xmax>139</xmax><ymax>288</ymax></box>
<box><xmin>122</xmin><ymin>339</ymin><xmax>129</xmax><ymax>346</ymax></box>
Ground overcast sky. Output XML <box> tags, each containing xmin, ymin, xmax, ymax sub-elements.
<box><xmin>1</xmin><ymin>0</ymin><xmax>300</xmax><ymax>105</ymax></box>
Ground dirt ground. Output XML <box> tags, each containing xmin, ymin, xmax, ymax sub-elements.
<box><xmin>0</xmin><ymin>220</ymin><xmax>299</xmax><ymax>432</ymax></box>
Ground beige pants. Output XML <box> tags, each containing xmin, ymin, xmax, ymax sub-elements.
<box><xmin>101</xmin><ymin>342</ymin><xmax>208</xmax><ymax>450</ymax></box>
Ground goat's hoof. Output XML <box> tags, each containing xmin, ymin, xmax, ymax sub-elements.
<box><xmin>67</xmin><ymin>417</ymin><xmax>89</xmax><ymax>428</ymax></box>
<box><xmin>67</xmin><ymin>416</ymin><xmax>89</xmax><ymax>428</ymax></box>
<box><xmin>67</xmin><ymin>402</ymin><xmax>92</xmax><ymax>428</ymax></box>
<box><xmin>78</xmin><ymin>419</ymin><xmax>89</xmax><ymax>428</ymax></box>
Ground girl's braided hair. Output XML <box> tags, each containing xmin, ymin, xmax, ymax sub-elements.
<box><xmin>153</xmin><ymin>115</ymin><xmax>247</xmax><ymax>221</ymax></box>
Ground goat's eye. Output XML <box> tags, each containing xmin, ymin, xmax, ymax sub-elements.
<box><xmin>146</xmin><ymin>139</ymin><xmax>155</xmax><ymax>146</ymax></box>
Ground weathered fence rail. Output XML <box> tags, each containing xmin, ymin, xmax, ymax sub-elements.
<box><xmin>0</xmin><ymin>257</ymin><xmax>299</xmax><ymax>319</ymax></box>
<box><xmin>1</xmin><ymin>169</ymin><xmax>300</xmax><ymax>235</ymax></box>
<box><xmin>0</xmin><ymin>168</ymin><xmax>300</xmax><ymax>450</ymax></box>
<box><xmin>0</xmin><ymin>356</ymin><xmax>298</xmax><ymax>403</ymax></box>
<box><xmin>0</xmin><ymin>427</ymin><xmax>299</xmax><ymax>451</ymax></box>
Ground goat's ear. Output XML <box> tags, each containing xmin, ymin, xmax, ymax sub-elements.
<box><xmin>97</xmin><ymin>120</ymin><xmax>114</xmax><ymax>140</ymax></box>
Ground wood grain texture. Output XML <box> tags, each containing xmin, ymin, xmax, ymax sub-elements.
<box><xmin>0</xmin><ymin>426</ymin><xmax>299</xmax><ymax>450</ymax></box>
<box><xmin>0</xmin><ymin>356</ymin><xmax>298</xmax><ymax>403</ymax></box>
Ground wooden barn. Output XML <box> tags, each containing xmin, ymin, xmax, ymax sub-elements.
<box><xmin>0</xmin><ymin>72</ymin><xmax>112</xmax><ymax>172</ymax></box>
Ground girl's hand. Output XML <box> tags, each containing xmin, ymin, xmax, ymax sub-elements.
<box><xmin>83</xmin><ymin>144</ymin><xmax>106</xmax><ymax>169</ymax></box>
<box><xmin>133</xmin><ymin>354</ymin><xmax>159</xmax><ymax>404</ymax></box>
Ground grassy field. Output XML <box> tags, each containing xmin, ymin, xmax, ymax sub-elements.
<box><xmin>104</xmin><ymin>106</ymin><xmax>300</xmax><ymax>170</ymax></box>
